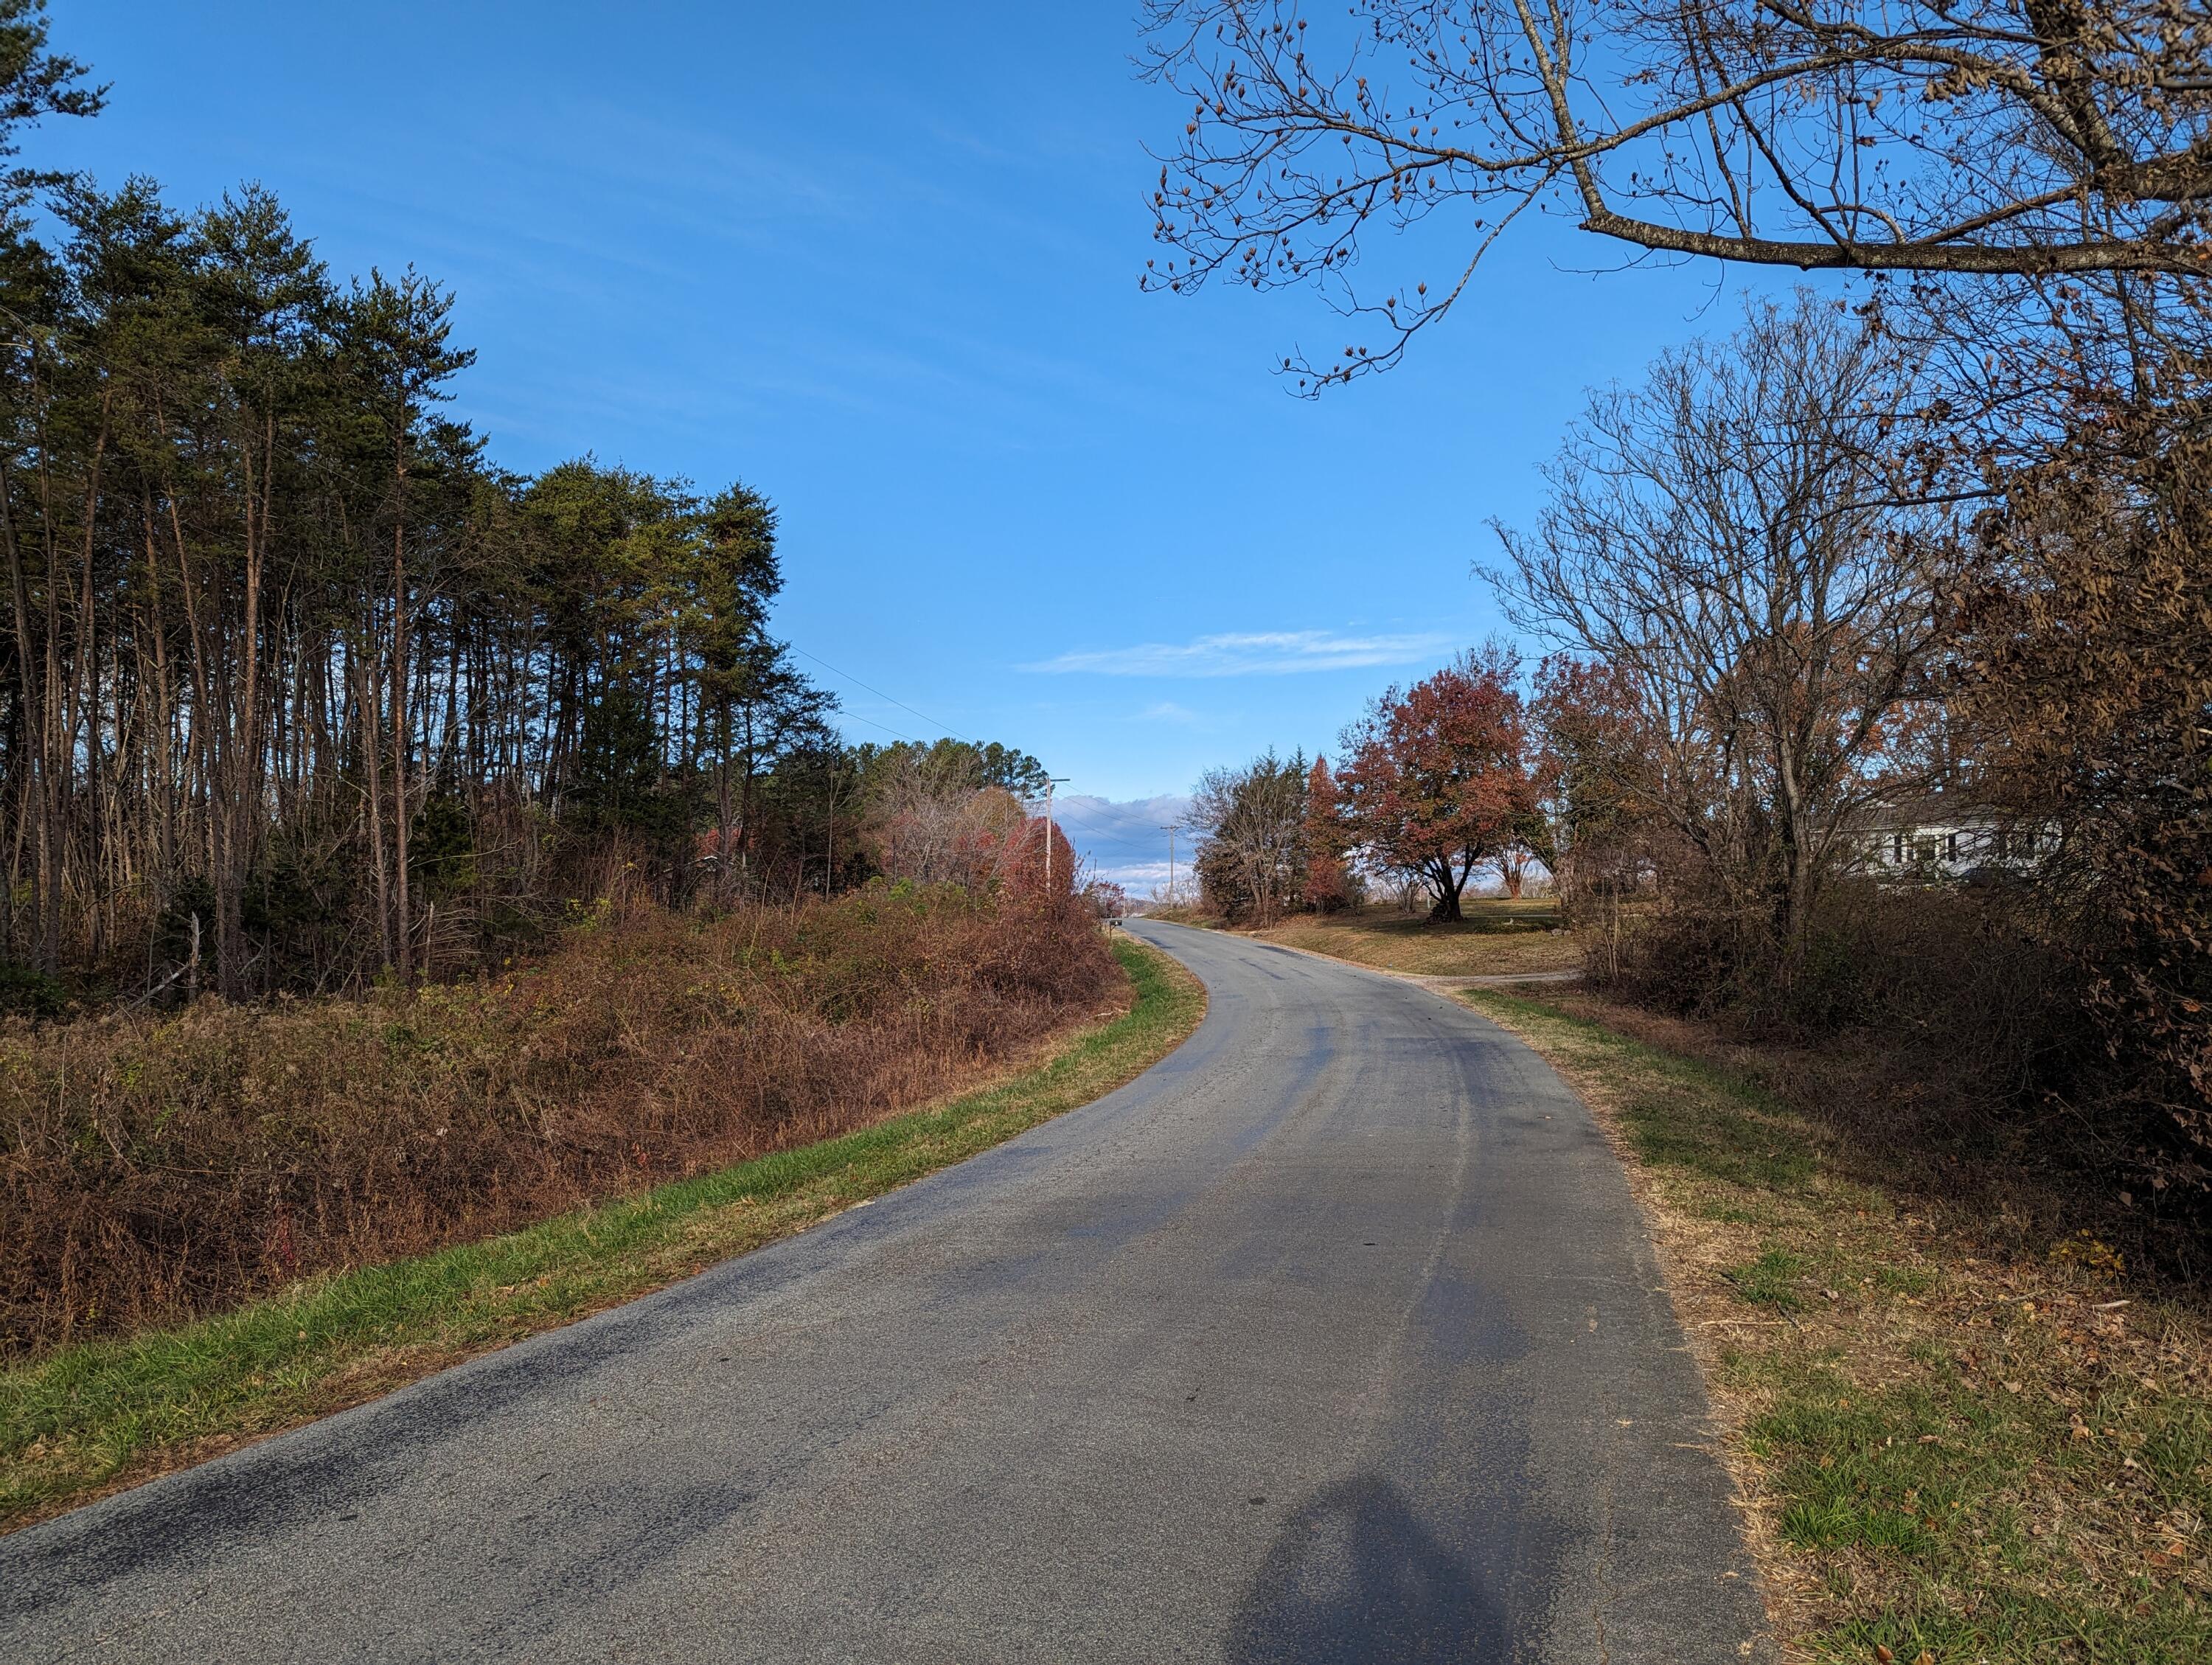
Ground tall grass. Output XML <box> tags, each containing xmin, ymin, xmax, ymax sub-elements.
<box><xmin>0</xmin><ymin>884</ymin><xmax>1117</xmax><ymax>1356</ymax></box>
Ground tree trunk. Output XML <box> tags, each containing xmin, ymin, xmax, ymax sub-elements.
<box><xmin>1427</xmin><ymin>854</ymin><xmax>1468</xmax><ymax>922</ymax></box>
<box><xmin>391</xmin><ymin>434</ymin><xmax>412</xmax><ymax>984</ymax></box>
<box><xmin>1</xmin><ymin>459</ymin><xmax>55</xmax><ymax>973</ymax></box>
<box><xmin>358</xmin><ymin>632</ymin><xmax>392</xmax><ymax>973</ymax></box>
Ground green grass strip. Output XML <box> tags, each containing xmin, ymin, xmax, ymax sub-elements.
<box><xmin>1459</xmin><ymin>987</ymin><xmax>1818</xmax><ymax>1193</ymax></box>
<box><xmin>1</xmin><ymin>936</ymin><xmax>1204</xmax><ymax>1532</ymax></box>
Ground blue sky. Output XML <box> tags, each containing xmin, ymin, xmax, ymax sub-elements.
<box><xmin>58</xmin><ymin>1</ymin><xmax>1817</xmax><ymax>886</ymax></box>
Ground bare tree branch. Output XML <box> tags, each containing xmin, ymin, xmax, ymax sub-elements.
<box><xmin>1139</xmin><ymin>0</ymin><xmax>2212</xmax><ymax>388</ymax></box>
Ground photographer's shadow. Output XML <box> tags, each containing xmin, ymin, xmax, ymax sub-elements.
<box><xmin>1222</xmin><ymin>1475</ymin><xmax>1506</xmax><ymax>1664</ymax></box>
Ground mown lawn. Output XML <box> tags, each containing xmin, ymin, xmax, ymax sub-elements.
<box><xmin>1252</xmin><ymin>899</ymin><xmax>1580</xmax><ymax>978</ymax></box>
<box><xmin>1464</xmin><ymin>988</ymin><xmax>2212</xmax><ymax>1664</ymax></box>
<box><xmin>0</xmin><ymin>936</ymin><xmax>1205</xmax><ymax>1535</ymax></box>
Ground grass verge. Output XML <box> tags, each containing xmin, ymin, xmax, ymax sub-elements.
<box><xmin>1242</xmin><ymin>900</ymin><xmax>1579</xmax><ymax>979</ymax></box>
<box><xmin>1462</xmin><ymin>987</ymin><xmax>2211</xmax><ymax>1665</ymax></box>
<box><xmin>0</xmin><ymin>935</ymin><xmax>1204</xmax><ymax>1536</ymax></box>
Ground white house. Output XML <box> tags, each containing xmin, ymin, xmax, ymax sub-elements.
<box><xmin>1853</xmin><ymin>791</ymin><xmax>2047</xmax><ymax>881</ymax></box>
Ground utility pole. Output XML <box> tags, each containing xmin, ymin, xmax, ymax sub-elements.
<box><xmin>1161</xmin><ymin>825</ymin><xmax>1178</xmax><ymax>908</ymax></box>
<box><xmin>1043</xmin><ymin>778</ymin><xmax>1071</xmax><ymax>892</ymax></box>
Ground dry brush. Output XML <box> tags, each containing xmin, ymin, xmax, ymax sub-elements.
<box><xmin>0</xmin><ymin>886</ymin><xmax>1119</xmax><ymax>1355</ymax></box>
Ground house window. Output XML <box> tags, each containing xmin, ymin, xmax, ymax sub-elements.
<box><xmin>1892</xmin><ymin>832</ymin><xmax>1905</xmax><ymax>863</ymax></box>
<box><xmin>1946</xmin><ymin>832</ymin><xmax>1959</xmax><ymax>862</ymax></box>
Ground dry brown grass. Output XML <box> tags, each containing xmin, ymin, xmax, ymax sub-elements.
<box><xmin>0</xmin><ymin>886</ymin><xmax>1119</xmax><ymax>1357</ymax></box>
<box><xmin>1250</xmin><ymin>899</ymin><xmax>1579</xmax><ymax>977</ymax></box>
<box><xmin>1467</xmin><ymin>987</ymin><xmax>2212</xmax><ymax>1663</ymax></box>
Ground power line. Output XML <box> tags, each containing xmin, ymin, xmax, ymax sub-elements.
<box><xmin>790</xmin><ymin>646</ymin><xmax>981</xmax><ymax>751</ymax></box>
<box><xmin>834</xmin><ymin>708</ymin><xmax>928</xmax><ymax>745</ymax></box>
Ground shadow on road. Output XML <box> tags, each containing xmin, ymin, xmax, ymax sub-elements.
<box><xmin>1222</xmin><ymin>1475</ymin><xmax>1504</xmax><ymax>1664</ymax></box>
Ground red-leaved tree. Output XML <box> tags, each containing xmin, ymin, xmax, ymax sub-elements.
<box><xmin>1337</xmin><ymin>648</ymin><xmax>1535</xmax><ymax>922</ymax></box>
<box><xmin>1303</xmin><ymin>756</ymin><xmax>1352</xmax><ymax>913</ymax></box>
<box><xmin>993</xmin><ymin>812</ymin><xmax>1078</xmax><ymax>900</ymax></box>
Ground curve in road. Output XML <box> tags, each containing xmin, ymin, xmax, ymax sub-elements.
<box><xmin>1</xmin><ymin>922</ymin><xmax>1770</xmax><ymax>1664</ymax></box>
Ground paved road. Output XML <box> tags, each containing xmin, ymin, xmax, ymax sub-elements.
<box><xmin>2</xmin><ymin>922</ymin><xmax>1770</xmax><ymax>1664</ymax></box>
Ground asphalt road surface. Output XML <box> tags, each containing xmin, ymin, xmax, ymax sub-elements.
<box><xmin>2</xmin><ymin>922</ymin><xmax>1771</xmax><ymax>1664</ymax></box>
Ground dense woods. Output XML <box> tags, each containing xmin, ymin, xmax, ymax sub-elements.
<box><xmin>0</xmin><ymin>173</ymin><xmax>853</xmax><ymax>1001</ymax></box>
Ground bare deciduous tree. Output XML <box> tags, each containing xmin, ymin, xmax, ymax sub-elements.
<box><xmin>1140</xmin><ymin>0</ymin><xmax>2212</xmax><ymax>386</ymax></box>
<box><xmin>1487</xmin><ymin>295</ymin><xmax>1950</xmax><ymax>948</ymax></box>
<box><xmin>871</xmin><ymin>751</ymin><xmax>987</xmax><ymax>886</ymax></box>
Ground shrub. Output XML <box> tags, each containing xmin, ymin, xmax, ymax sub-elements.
<box><xmin>1594</xmin><ymin>878</ymin><xmax>2212</xmax><ymax>1254</ymax></box>
<box><xmin>1599</xmin><ymin>884</ymin><xmax>2080</xmax><ymax>1136</ymax></box>
<box><xmin>1958</xmin><ymin>400</ymin><xmax>2212</xmax><ymax>1215</ymax></box>
<box><xmin>0</xmin><ymin>886</ymin><xmax>1117</xmax><ymax>1355</ymax></box>
<box><xmin>0</xmin><ymin>962</ymin><xmax>65</xmax><ymax>1021</ymax></box>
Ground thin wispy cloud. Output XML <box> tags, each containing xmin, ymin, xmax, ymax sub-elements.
<box><xmin>1024</xmin><ymin>630</ymin><xmax>1455</xmax><ymax>678</ymax></box>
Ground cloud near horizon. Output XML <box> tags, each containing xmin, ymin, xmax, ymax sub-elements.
<box><xmin>1046</xmin><ymin>792</ymin><xmax>1192</xmax><ymax>890</ymax></box>
<box><xmin>1023</xmin><ymin>629</ymin><xmax>1455</xmax><ymax>678</ymax></box>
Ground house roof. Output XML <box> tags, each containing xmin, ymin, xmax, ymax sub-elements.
<box><xmin>1851</xmin><ymin>790</ymin><xmax>2000</xmax><ymax>831</ymax></box>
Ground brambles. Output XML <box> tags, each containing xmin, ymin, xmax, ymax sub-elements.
<box><xmin>0</xmin><ymin>937</ymin><xmax>1204</xmax><ymax>1530</ymax></box>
